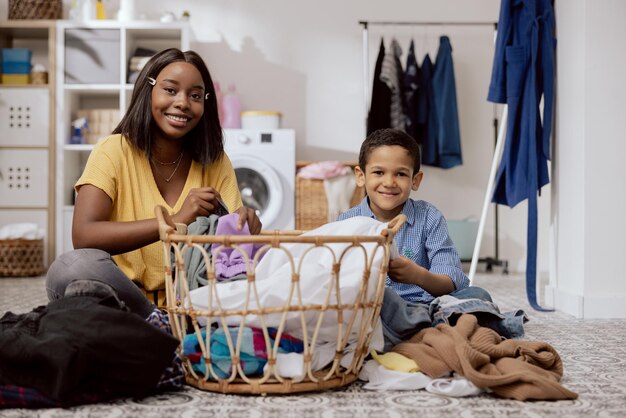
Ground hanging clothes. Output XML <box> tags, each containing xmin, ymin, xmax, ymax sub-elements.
<box><xmin>422</xmin><ymin>37</ymin><xmax>463</xmax><ymax>169</ymax></box>
<box><xmin>403</xmin><ymin>40</ymin><xmax>421</xmax><ymax>143</ymax></box>
<box><xmin>415</xmin><ymin>51</ymin><xmax>431</xmax><ymax>147</ymax></box>
<box><xmin>431</xmin><ymin>36</ymin><xmax>463</xmax><ymax>169</ymax></box>
<box><xmin>487</xmin><ymin>0</ymin><xmax>556</xmax><ymax>311</ymax></box>
<box><xmin>367</xmin><ymin>38</ymin><xmax>391</xmax><ymax>135</ymax></box>
<box><xmin>420</xmin><ymin>54</ymin><xmax>437</xmax><ymax>165</ymax></box>
<box><xmin>380</xmin><ymin>38</ymin><xmax>406</xmax><ymax>131</ymax></box>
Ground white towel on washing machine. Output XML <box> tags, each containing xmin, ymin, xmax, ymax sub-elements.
<box><xmin>324</xmin><ymin>172</ymin><xmax>357</xmax><ymax>222</ymax></box>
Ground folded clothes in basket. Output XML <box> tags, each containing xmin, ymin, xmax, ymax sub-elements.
<box><xmin>189</xmin><ymin>216</ymin><xmax>396</xmax><ymax>354</ymax></box>
<box><xmin>183</xmin><ymin>326</ymin><xmax>304</xmax><ymax>379</ymax></box>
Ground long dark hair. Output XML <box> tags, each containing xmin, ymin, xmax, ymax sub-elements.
<box><xmin>112</xmin><ymin>48</ymin><xmax>223</xmax><ymax>165</ymax></box>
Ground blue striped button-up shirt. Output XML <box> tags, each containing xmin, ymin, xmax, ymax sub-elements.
<box><xmin>337</xmin><ymin>197</ymin><xmax>469</xmax><ymax>303</ymax></box>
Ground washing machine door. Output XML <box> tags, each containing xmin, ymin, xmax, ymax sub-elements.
<box><xmin>229</xmin><ymin>155</ymin><xmax>283</xmax><ymax>229</ymax></box>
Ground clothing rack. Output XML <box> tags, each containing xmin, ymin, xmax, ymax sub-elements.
<box><xmin>359</xmin><ymin>20</ymin><xmax>508</xmax><ymax>281</ymax></box>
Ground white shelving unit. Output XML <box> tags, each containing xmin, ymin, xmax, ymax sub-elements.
<box><xmin>55</xmin><ymin>20</ymin><xmax>190</xmax><ymax>257</ymax></box>
<box><xmin>0</xmin><ymin>20</ymin><xmax>56</xmax><ymax>266</ymax></box>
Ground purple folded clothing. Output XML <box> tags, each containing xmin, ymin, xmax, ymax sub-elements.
<box><xmin>211</xmin><ymin>213</ymin><xmax>264</xmax><ymax>280</ymax></box>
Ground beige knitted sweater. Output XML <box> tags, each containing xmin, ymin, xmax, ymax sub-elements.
<box><xmin>392</xmin><ymin>314</ymin><xmax>578</xmax><ymax>401</ymax></box>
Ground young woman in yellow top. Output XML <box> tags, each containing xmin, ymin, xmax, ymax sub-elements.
<box><xmin>46</xmin><ymin>48</ymin><xmax>261</xmax><ymax>316</ymax></box>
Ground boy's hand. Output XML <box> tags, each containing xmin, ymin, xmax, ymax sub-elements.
<box><xmin>388</xmin><ymin>256</ymin><xmax>423</xmax><ymax>286</ymax></box>
<box><xmin>389</xmin><ymin>256</ymin><xmax>456</xmax><ymax>296</ymax></box>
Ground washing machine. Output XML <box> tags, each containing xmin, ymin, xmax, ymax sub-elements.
<box><xmin>223</xmin><ymin>129</ymin><xmax>295</xmax><ymax>230</ymax></box>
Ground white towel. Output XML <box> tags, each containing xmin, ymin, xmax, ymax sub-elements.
<box><xmin>0</xmin><ymin>223</ymin><xmax>44</xmax><ymax>240</ymax></box>
<box><xmin>323</xmin><ymin>172</ymin><xmax>357</xmax><ymax>222</ymax></box>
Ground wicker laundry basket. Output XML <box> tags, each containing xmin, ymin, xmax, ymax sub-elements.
<box><xmin>156</xmin><ymin>205</ymin><xmax>404</xmax><ymax>394</ymax></box>
<box><xmin>0</xmin><ymin>239</ymin><xmax>45</xmax><ymax>277</ymax></box>
<box><xmin>296</xmin><ymin>161</ymin><xmax>365</xmax><ymax>231</ymax></box>
<box><xmin>8</xmin><ymin>0</ymin><xmax>62</xmax><ymax>19</ymax></box>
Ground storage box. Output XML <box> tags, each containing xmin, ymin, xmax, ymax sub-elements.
<box><xmin>447</xmin><ymin>219</ymin><xmax>479</xmax><ymax>261</ymax></box>
<box><xmin>241</xmin><ymin>111</ymin><xmax>281</xmax><ymax>130</ymax></box>
<box><xmin>2</xmin><ymin>48</ymin><xmax>32</xmax><ymax>63</ymax></box>
<box><xmin>0</xmin><ymin>89</ymin><xmax>49</xmax><ymax>145</ymax></box>
<box><xmin>2</xmin><ymin>61</ymin><xmax>31</xmax><ymax>74</ymax></box>
<box><xmin>8</xmin><ymin>0</ymin><xmax>62</xmax><ymax>19</ymax></box>
<box><xmin>0</xmin><ymin>239</ymin><xmax>45</xmax><ymax>277</ymax></box>
<box><xmin>1</xmin><ymin>74</ymin><xmax>31</xmax><ymax>84</ymax></box>
<box><xmin>64</xmin><ymin>29</ymin><xmax>120</xmax><ymax>84</ymax></box>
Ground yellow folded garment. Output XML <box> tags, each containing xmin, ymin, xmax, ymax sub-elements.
<box><xmin>371</xmin><ymin>350</ymin><xmax>420</xmax><ymax>373</ymax></box>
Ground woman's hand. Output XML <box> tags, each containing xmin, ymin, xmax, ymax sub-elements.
<box><xmin>172</xmin><ymin>187</ymin><xmax>225</xmax><ymax>225</ymax></box>
<box><xmin>235</xmin><ymin>206</ymin><xmax>262</xmax><ymax>234</ymax></box>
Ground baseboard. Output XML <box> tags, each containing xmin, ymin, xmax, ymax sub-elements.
<box><xmin>545</xmin><ymin>285</ymin><xmax>626</xmax><ymax>318</ymax></box>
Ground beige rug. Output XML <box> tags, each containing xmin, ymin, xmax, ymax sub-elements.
<box><xmin>1</xmin><ymin>272</ymin><xmax>625</xmax><ymax>417</ymax></box>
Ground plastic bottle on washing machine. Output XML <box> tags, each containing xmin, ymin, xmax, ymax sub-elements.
<box><xmin>213</xmin><ymin>81</ymin><xmax>224</xmax><ymax>125</ymax></box>
<box><xmin>222</xmin><ymin>83</ymin><xmax>242</xmax><ymax>129</ymax></box>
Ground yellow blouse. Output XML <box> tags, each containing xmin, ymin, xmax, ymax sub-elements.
<box><xmin>76</xmin><ymin>134</ymin><xmax>243</xmax><ymax>306</ymax></box>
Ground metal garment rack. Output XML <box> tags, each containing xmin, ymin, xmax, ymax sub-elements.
<box><xmin>359</xmin><ymin>20</ymin><xmax>508</xmax><ymax>280</ymax></box>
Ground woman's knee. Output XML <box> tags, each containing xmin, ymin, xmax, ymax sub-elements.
<box><xmin>46</xmin><ymin>249</ymin><xmax>113</xmax><ymax>300</ymax></box>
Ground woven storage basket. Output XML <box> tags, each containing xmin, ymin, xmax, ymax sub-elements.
<box><xmin>296</xmin><ymin>162</ymin><xmax>365</xmax><ymax>230</ymax></box>
<box><xmin>8</xmin><ymin>0</ymin><xmax>62</xmax><ymax>19</ymax></box>
<box><xmin>0</xmin><ymin>239</ymin><xmax>45</xmax><ymax>277</ymax></box>
<box><xmin>156</xmin><ymin>205</ymin><xmax>404</xmax><ymax>394</ymax></box>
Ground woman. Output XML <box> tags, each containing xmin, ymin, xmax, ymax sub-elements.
<box><xmin>46</xmin><ymin>48</ymin><xmax>260</xmax><ymax>317</ymax></box>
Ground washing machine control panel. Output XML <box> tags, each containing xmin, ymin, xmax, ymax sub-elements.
<box><xmin>237</xmin><ymin>134</ymin><xmax>251</xmax><ymax>144</ymax></box>
<box><xmin>235</xmin><ymin>132</ymin><xmax>274</xmax><ymax>145</ymax></box>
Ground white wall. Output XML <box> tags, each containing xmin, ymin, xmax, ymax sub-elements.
<box><xmin>548</xmin><ymin>0</ymin><xmax>626</xmax><ymax>318</ymax></box>
<box><xmin>0</xmin><ymin>0</ymin><xmax>551</xmax><ymax>274</ymax></box>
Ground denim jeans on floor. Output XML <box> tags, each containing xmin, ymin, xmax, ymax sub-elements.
<box><xmin>379</xmin><ymin>285</ymin><xmax>499</xmax><ymax>351</ymax></box>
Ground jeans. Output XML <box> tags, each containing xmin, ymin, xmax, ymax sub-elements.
<box><xmin>379</xmin><ymin>285</ymin><xmax>498</xmax><ymax>351</ymax></box>
<box><xmin>46</xmin><ymin>249</ymin><xmax>155</xmax><ymax>318</ymax></box>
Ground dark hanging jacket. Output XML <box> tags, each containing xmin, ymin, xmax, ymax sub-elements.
<box><xmin>431</xmin><ymin>36</ymin><xmax>463</xmax><ymax>169</ymax></box>
<box><xmin>420</xmin><ymin>54</ymin><xmax>438</xmax><ymax>166</ymax></box>
<box><xmin>367</xmin><ymin>38</ymin><xmax>391</xmax><ymax>135</ymax></box>
<box><xmin>404</xmin><ymin>40</ymin><xmax>421</xmax><ymax>143</ymax></box>
<box><xmin>487</xmin><ymin>0</ymin><xmax>556</xmax><ymax>310</ymax></box>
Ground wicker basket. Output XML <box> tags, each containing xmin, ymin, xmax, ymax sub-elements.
<box><xmin>296</xmin><ymin>162</ymin><xmax>365</xmax><ymax>230</ymax></box>
<box><xmin>8</xmin><ymin>0</ymin><xmax>62</xmax><ymax>19</ymax></box>
<box><xmin>0</xmin><ymin>239</ymin><xmax>45</xmax><ymax>277</ymax></box>
<box><xmin>155</xmin><ymin>205</ymin><xmax>404</xmax><ymax>394</ymax></box>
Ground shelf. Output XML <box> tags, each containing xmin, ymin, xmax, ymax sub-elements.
<box><xmin>55</xmin><ymin>20</ymin><xmax>190</xmax><ymax>256</ymax></box>
<box><xmin>0</xmin><ymin>84</ymin><xmax>50</xmax><ymax>89</ymax></box>
<box><xmin>63</xmin><ymin>84</ymin><xmax>122</xmax><ymax>92</ymax></box>
<box><xmin>0</xmin><ymin>20</ymin><xmax>54</xmax><ymax>37</ymax></box>
<box><xmin>64</xmin><ymin>144</ymin><xmax>95</xmax><ymax>151</ymax></box>
<box><xmin>0</xmin><ymin>20</ymin><xmax>56</xmax><ymax>266</ymax></box>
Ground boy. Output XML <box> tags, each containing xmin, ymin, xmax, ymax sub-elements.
<box><xmin>338</xmin><ymin>128</ymin><xmax>493</xmax><ymax>349</ymax></box>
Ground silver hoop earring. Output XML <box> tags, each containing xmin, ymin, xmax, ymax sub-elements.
<box><xmin>148</xmin><ymin>77</ymin><xmax>156</xmax><ymax>86</ymax></box>
<box><xmin>205</xmin><ymin>92</ymin><xmax>210</xmax><ymax>100</ymax></box>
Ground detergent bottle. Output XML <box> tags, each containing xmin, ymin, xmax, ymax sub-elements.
<box><xmin>221</xmin><ymin>83</ymin><xmax>242</xmax><ymax>129</ymax></box>
<box><xmin>213</xmin><ymin>81</ymin><xmax>224</xmax><ymax>125</ymax></box>
<box><xmin>96</xmin><ymin>0</ymin><xmax>107</xmax><ymax>19</ymax></box>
